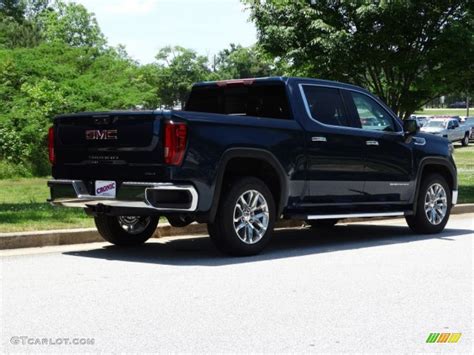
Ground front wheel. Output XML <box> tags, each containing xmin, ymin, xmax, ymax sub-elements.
<box><xmin>207</xmin><ymin>177</ymin><xmax>276</xmax><ymax>256</ymax></box>
<box><xmin>94</xmin><ymin>215</ymin><xmax>159</xmax><ymax>246</ymax></box>
<box><xmin>405</xmin><ymin>174</ymin><xmax>451</xmax><ymax>234</ymax></box>
<box><xmin>461</xmin><ymin>133</ymin><xmax>469</xmax><ymax>146</ymax></box>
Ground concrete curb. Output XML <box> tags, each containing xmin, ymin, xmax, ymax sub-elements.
<box><xmin>0</xmin><ymin>220</ymin><xmax>303</xmax><ymax>250</ymax></box>
<box><xmin>1</xmin><ymin>204</ymin><xmax>472</xmax><ymax>250</ymax></box>
<box><xmin>451</xmin><ymin>203</ymin><xmax>474</xmax><ymax>215</ymax></box>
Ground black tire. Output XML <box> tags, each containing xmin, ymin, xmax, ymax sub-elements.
<box><xmin>306</xmin><ymin>219</ymin><xmax>339</xmax><ymax>228</ymax></box>
<box><xmin>405</xmin><ymin>174</ymin><xmax>451</xmax><ymax>234</ymax></box>
<box><xmin>461</xmin><ymin>133</ymin><xmax>469</xmax><ymax>146</ymax></box>
<box><xmin>94</xmin><ymin>215</ymin><xmax>159</xmax><ymax>246</ymax></box>
<box><xmin>167</xmin><ymin>215</ymin><xmax>193</xmax><ymax>227</ymax></box>
<box><xmin>207</xmin><ymin>177</ymin><xmax>276</xmax><ymax>256</ymax></box>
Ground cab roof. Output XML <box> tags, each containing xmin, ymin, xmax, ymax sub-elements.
<box><xmin>193</xmin><ymin>76</ymin><xmax>370</xmax><ymax>94</ymax></box>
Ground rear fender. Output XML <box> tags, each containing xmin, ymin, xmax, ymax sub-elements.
<box><xmin>208</xmin><ymin>148</ymin><xmax>289</xmax><ymax>223</ymax></box>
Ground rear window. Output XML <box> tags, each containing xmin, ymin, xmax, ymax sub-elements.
<box><xmin>185</xmin><ymin>83</ymin><xmax>291</xmax><ymax>120</ymax></box>
<box><xmin>301</xmin><ymin>86</ymin><xmax>348</xmax><ymax>126</ymax></box>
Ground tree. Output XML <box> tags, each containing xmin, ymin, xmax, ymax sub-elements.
<box><xmin>22</xmin><ymin>0</ymin><xmax>50</xmax><ymax>20</ymax></box>
<box><xmin>214</xmin><ymin>43</ymin><xmax>275</xmax><ymax>79</ymax></box>
<box><xmin>0</xmin><ymin>0</ymin><xmax>25</xmax><ymax>21</ymax></box>
<box><xmin>0</xmin><ymin>0</ymin><xmax>51</xmax><ymax>20</ymax></box>
<box><xmin>0</xmin><ymin>14</ymin><xmax>42</xmax><ymax>48</ymax></box>
<box><xmin>0</xmin><ymin>0</ymin><xmax>44</xmax><ymax>48</ymax></box>
<box><xmin>244</xmin><ymin>0</ymin><xmax>474</xmax><ymax>118</ymax></box>
<box><xmin>38</xmin><ymin>0</ymin><xmax>105</xmax><ymax>48</ymax></box>
<box><xmin>154</xmin><ymin>46</ymin><xmax>212</xmax><ymax>108</ymax></box>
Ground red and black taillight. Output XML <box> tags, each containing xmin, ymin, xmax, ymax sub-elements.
<box><xmin>48</xmin><ymin>126</ymin><xmax>55</xmax><ymax>165</ymax></box>
<box><xmin>163</xmin><ymin>121</ymin><xmax>187</xmax><ymax>166</ymax></box>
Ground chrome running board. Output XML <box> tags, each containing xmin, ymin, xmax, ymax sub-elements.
<box><xmin>306</xmin><ymin>212</ymin><xmax>405</xmax><ymax>220</ymax></box>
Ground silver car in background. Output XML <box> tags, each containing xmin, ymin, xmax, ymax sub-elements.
<box><xmin>421</xmin><ymin>118</ymin><xmax>471</xmax><ymax>146</ymax></box>
<box><xmin>463</xmin><ymin>116</ymin><xmax>474</xmax><ymax>140</ymax></box>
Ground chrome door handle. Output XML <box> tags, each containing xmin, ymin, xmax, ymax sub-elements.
<box><xmin>366</xmin><ymin>140</ymin><xmax>379</xmax><ymax>146</ymax></box>
<box><xmin>312</xmin><ymin>136</ymin><xmax>327</xmax><ymax>142</ymax></box>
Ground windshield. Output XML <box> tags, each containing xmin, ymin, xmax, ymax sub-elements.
<box><xmin>425</xmin><ymin>120</ymin><xmax>447</xmax><ymax>128</ymax></box>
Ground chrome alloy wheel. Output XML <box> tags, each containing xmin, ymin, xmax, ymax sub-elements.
<box><xmin>117</xmin><ymin>216</ymin><xmax>151</xmax><ymax>235</ymax></box>
<box><xmin>233</xmin><ymin>190</ymin><xmax>270</xmax><ymax>244</ymax></box>
<box><xmin>424</xmin><ymin>183</ymin><xmax>448</xmax><ymax>225</ymax></box>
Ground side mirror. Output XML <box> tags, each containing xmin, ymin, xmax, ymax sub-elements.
<box><xmin>403</xmin><ymin>119</ymin><xmax>419</xmax><ymax>136</ymax></box>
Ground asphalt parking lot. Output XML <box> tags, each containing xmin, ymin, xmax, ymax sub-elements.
<box><xmin>1</xmin><ymin>214</ymin><xmax>472</xmax><ymax>353</ymax></box>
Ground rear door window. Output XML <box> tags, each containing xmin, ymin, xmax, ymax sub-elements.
<box><xmin>301</xmin><ymin>86</ymin><xmax>349</xmax><ymax>126</ymax></box>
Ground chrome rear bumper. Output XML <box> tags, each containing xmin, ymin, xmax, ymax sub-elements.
<box><xmin>48</xmin><ymin>180</ymin><xmax>198</xmax><ymax>212</ymax></box>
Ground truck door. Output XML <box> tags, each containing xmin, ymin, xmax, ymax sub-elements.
<box><xmin>298</xmin><ymin>85</ymin><xmax>368</xmax><ymax>206</ymax></box>
<box><xmin>450</xmin><ymin>120</ymin><xmax>461</xmax><ymax>141</ymax></box>
<box><xmin>342</xmin><ymin>90</ymin><xmax>414</xmax><ymax>202</ymax></box>
<box><xmin>446</xmin><ymin>120</ymin><xmax>454</xmax><ymax>141</ymax></box>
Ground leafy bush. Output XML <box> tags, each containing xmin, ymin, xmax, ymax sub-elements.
<box><xmin>0</xmin><ymin>43</ymin><xmax>159</xmax><ymax>177</ymax></box>
<box><xmin>0</xmin><ymin>160</ymin><xmax>32</xmax><ymax>179</ymax></box>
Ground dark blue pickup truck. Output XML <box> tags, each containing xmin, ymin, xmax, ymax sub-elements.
<box><xmin>48</xmin><ymin>77</ymin><xmax>457</xmax><ymax>255</ymax></box>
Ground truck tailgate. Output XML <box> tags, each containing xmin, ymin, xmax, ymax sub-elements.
<box><xmin>53</xmin><ymin>111</ymin><xmax>165</xmax><ymax>180</ymax></box>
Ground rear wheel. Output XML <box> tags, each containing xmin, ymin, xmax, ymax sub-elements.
<box><xmin>307</xmin><ymin>219</ymin><xmax>339</xmax><ymax>228</ymax></box>
<box><xmin>405</xmin><ymin>174</ymin><xmax>451</xmax><ymax>234</ymax></box>
<box><xmin>167</xmin><ymin>215</ymin><xmax>193</xmax><ymax>227</ymax></box>
<box><xmin>207</xmin><ymin>177</ymin><xmax>275</xmax><ymax>256</ymax></box>
<box><xmin>94</xmin><ymin>215</ymin><xmax>159</xmax><ymax>246</ymax></box>
<box><xmin>461</xmin><ymin>133</ymin><xmax>469</xmax><ymax>146</ymax></box>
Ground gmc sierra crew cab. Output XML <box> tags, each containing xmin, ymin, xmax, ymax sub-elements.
<box><xmin>48</xmin><ymin>77</ymin><xmax>458</xmax><ymax>256</ymax></box>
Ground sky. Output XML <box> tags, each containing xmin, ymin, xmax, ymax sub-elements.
<box><xmin>70</xmin><ymin>0</ymin><xmax>258</xmax><ymax>64</ymax></box>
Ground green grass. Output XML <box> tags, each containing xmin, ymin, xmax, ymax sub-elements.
<box><xmin>453</xmin><ymin>144</ymin><xmax>474</xmax><ymax>204</ymax></box>
<box><xmin>0</xmin><ymin>146</ymin><xmax>473</xmax><ymax>233</ymax></box>
<box><xmin>414</xmin><ymin>108</ymin><xmax>471</xmax><ymax>116</ymax></box>
<box><xmin>0</xmin><ymin>178</ymin><xmax>94</xmax><ymax>232</ymax></box>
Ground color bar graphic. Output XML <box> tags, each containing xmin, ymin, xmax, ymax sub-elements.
<box><xmin>426</xmin><ymin>333</ymin><xmax>462</xmax><ymax>343</ymax></box>
<box><xmin>426</xmin><ymin>333</ymin><xmax>440</xmax><ymax>343</ymax></box>
<box><xmin>447</xmin><ymin>333</ymin><xmax>462</xmax><ymax>343</ymax></box>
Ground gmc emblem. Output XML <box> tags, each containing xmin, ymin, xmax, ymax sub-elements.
<box><xmin>85</xmin><ymin>129</ymin><xmax>118</xmax><ymax>140</ymax></box>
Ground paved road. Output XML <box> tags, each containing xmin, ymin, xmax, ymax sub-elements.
<box><xmin>1</xmin><ymin>214</ymin><xmax>473</xmax><ymax>353</ymax></box>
